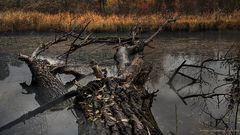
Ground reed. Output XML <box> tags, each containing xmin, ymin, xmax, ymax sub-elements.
<box><xmin>0</xmin><ymin>11</ymin><xmax>239</xmax><ymax>32</ymax></box>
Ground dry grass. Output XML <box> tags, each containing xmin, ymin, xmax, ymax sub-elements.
<box><xmin>0</xmin><ymin>11</ymin><xmax>239</xmax><ymax>32</ymax></box>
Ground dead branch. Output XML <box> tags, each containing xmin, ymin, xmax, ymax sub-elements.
<box><xmin>144</xmin><ymin>16</ymin><xmax>178</xmax><ymax>44</ymax></box>
<box><xmin>69</xmin><ymin>33</ymin><xmax>140</xmax><ymax>45</ymax></box>
<box><xmin>51</xmin><ymin>65</ymin><xmax>86</xmax><ymax>79</ymax></box>
<box><xmin>183</xmin><ymin>93</ymin><xmax>229</xmax><ymax>99</ymax></box>
<box><xmin>32</xmin><ymin>34</ymin><xmax>68</xmax><ymax>58</ymax></box>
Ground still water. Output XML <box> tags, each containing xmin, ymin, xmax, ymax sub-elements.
<box><xmin>0</xmin><ymin>31</ymin><xmax>239</xmax><ymax>135</ymax></box>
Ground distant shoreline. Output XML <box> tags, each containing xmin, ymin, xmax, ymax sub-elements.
<box><xmin>0</xmin><ymin>11</ymin><xmax>239</xmax><ymax>33</ymax></box>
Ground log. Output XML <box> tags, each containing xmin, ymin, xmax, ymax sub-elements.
<box><xmin>18</xmin><ymin>54</ymin><xmax>71</xmax><ymax>110</ymax></box>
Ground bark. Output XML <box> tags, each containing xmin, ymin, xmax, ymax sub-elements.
<box><xmin>18</xmin><ymin>55</ymin><xmax>72</xmax><ymax>110</ymax></box>
<box><xmin>73</xmin><ymin>63</ymin><xmax>162</xmax><ymax>135</ymax></box>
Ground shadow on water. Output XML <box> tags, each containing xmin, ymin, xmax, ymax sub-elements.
<box><xmin>0</xmin><ymin>31</ymin><xmax>239</xmax><ymax>135</ymax></box>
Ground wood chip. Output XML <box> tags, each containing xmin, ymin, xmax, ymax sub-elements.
<box><xmin>93</xmin><ymin>118</ymin><xmax>98</xmax><ymax>122</ymax></box>
<box><xmin>109</xmin><ymin>116</ymin><xmax>117</xmax><ymax>121</ymax></box>
<box><xmin>95</xmin><ymin>110</ymin><xmax>100</xmax><ymax>114</ymax></box>
<box><xmin>121</xmin><ymin>119</ymin><xmax>129</xmax><ymax>122</ymax></box>
<box><xmin>96</xmin><ymin>95</ymin><xmax>103</xmax><ymax>100</ymax></box>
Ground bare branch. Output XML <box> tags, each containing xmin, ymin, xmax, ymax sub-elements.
<box><xmin>183</xmin><ymin>93</ymin><xmax>229</xmax><ymax>99</ymax></box>
<box><xmin>144</xmin><ymin>16</ymin><xmax>178</xmax><ymax>44</ymax></box>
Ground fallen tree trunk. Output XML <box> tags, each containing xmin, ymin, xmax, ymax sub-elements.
<box><xmin>74</xmin><ymin>56</ymin><xmax>162</xmax><ymax>135</ymax></box>
<box><xmin>0</xmin><ymin>62</ymin><xmax>161</xmax><ymax>134</ymax></box>
<box><xmin>0</xmin><ymin>17</ymin><xmax>177</xmax><ymax>134</ymax></box>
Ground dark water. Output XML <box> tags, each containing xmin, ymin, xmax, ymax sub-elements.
<box><xmin>0</xmin><ymin>31</ymin><xmax>239</xmax><ymax>135</ymax></box>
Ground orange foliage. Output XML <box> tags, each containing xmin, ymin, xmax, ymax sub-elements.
<box><xmin>0</xmin><ymin>11</ymin><xmax>239</xmax><ymax>32</ymax></box>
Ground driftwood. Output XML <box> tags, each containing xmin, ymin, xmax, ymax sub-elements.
<box><xmin>0</xmin><ymin>17</ymin><xmax>177</xmax><ymax>134</ymax></box>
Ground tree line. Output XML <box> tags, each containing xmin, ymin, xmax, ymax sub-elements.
<box><xmin>0</xmin><ymin>0</ymin><xmax>239</xmax><ymax>15</ymax></box>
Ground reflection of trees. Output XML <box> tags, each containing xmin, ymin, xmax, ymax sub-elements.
<box><xmin>168</xmin><ymin>45</ymin><xmax>240</xmax><ymax>134</ymax></box>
